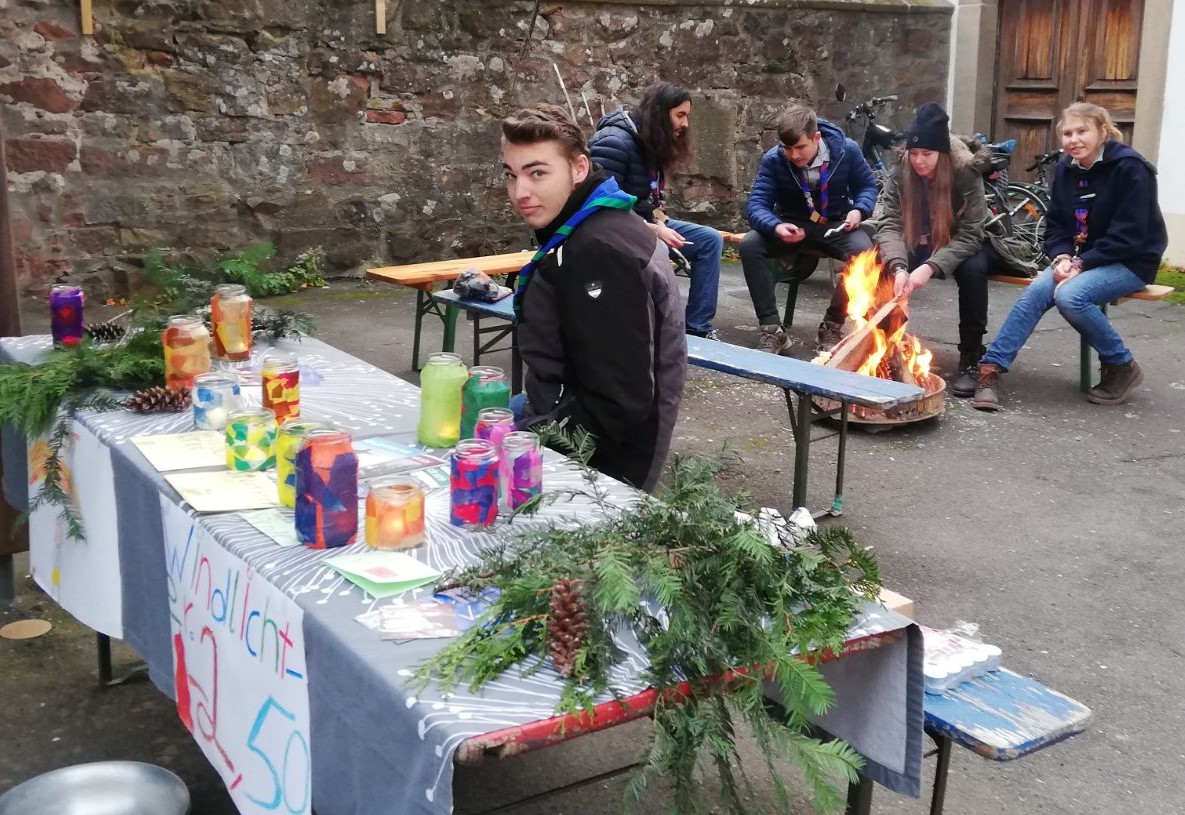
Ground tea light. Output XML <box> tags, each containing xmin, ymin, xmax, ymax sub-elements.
<box><xmin>365</xmin><ymin>477</ymin><xmax>426</xmax><ymax>550</ymax></box>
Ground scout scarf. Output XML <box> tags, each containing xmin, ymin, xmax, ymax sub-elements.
<box><xmin>793</xmin><ymin>161</ymin><xmax>830</xmax><ymax>223</ymax></box>
<box><xmin>513</xmin><ymin>177</ymin><xmax>637</xmax><ymax>318</ymax></box>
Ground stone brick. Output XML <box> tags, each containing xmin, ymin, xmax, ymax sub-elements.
<box><xmin>308</xmin><ymin>74</ymin><xmax>369</xmax><ymax>117</ymax></box>
<box><xmin>164</xmin><ymin>71</ymin><xmax>219</xmax><ymax>114</ymax></box>
<box><xmin>305</xmin><ymin>156</ymin><xmax>366</xmax><ymax>185</ymax></box>
<box><xmin>69</xmin><ymin>225</ymin><xmax>120</xmax><ymax>254</ymax></box>
<box><xmin>78</xmin><ymin>146</ymin><xmax>121</xmax><ymax>176</ymax></box>
<box><xmin>6</xmin><ymin>138</ymin><xmax>77</xmax><ymax>173</ymax></box>
<box><xmin>33</xmin><ymin>20</ymin><xmax>75</xmax><ymax>40</ymax></box>
<box><xmin>0</xmin><ymin>77</ymin><xmax>79</xmax><ymax>114</ymax></box>
<box><xmin>365</xmin><ymin>109</ymin><xmax>406</xmax><ymax>125</ymax></box>
<box><xmin>146</xmin><ymin>51</ymin><xmax>175</xmax><ymax>68</ymax></box>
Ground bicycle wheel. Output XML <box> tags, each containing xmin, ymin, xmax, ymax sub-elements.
<box><xmin>1002</xmin><ymin>184</ymin><xmax>1048</xmax><ymax>267</ymax></box>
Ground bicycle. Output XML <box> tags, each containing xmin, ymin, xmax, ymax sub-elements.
<box><xmin>975</xmin><ymin>136</ymin><xmax>1050</xmax><ymax>269</ymax></box>
<box><xmin>834</xmin><ymin>83</ymin><xmax>905</xmax><ymax>195</ymax></box>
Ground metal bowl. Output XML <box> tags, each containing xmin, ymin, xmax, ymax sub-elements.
<box><xmin>0</xmin><ymin>761</ymin><xmax>190</xmax><ymax>815</ymax></box>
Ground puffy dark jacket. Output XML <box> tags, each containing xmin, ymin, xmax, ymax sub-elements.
<box><xmin>517</xmin><ymin>170</ymin><xmax>686</xmax><ymax>492</ymax></box>
<box><xmin>1044</xmin><ymin>140</ymin><xmax>1167</xmax><ymax>283</ymax></box>
<box><xmin>588</xmin><ymin>109</ymin><xmax>660</xmax><ymax>221</ymax></box>
<box><xmin>746</xmin><ymin>119</ymin><xmax>878</xmax><ymax>237</ymax></box>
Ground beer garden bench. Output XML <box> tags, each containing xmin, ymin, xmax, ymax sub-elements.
<box><xmin>987</xmin><ymin>275</ymin><xmax>1173</xmax><ymax>392</ymax></box>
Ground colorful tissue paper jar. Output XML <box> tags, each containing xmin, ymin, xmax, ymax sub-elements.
<box><xmin>500</xmin><ymin>431</ymin><xmax>543</xmax><ymax>511</ymax></box>
<box><xmin>192</xmin><ymin>373</ymin><xmax>242</xmax><ymax>432</ymax></box>
<box><xmin>460</xmin><ymin>365</ymin><xmax>510</xmax><ymax>439</ymax></box>
<box><xmin>49</xmin><ymin>284</ymin><xmax>85</xmax><ymax>347</ymax></box>
<box><xmin>417</xmin><ymin>352</ymin><xmax>468</xmax><ymax>448</ymax></box>
<box><xmin>365</xmin><ymin>477</ymin><xmax>426</xmax><ymax>550</ymax></box>
<box><xmin>275</xmin><ymin>421</ymin><xmax>324</xmax><ymax>509</ymax></box>
<box><xmin>449</xmin><ymin>438</ymin><xmax>499</xmax><ymax>528</ymax></box>
<box><xmin>474</xmin><ymin>407</ymin><xmax>516</xmax><ymax>450</ymax></box>
<box><xmin>211</xmin><ymin>283</ymin><xmax>253</xmax><ymax>361</ymax></box>
<box><xmin>224</xmin><ymin>409</ymin><xmax>277</xmax><ymax>471</ymax></box>
<box><xmin>295</xmin><ymin>428</ymin><xmax>359</xmax><ymax>549</ymax></box>
<box><xmin>162</xmin><ymin>314</ymin><xmax>212</xmax><ymax>391</ymax></box>
<box><xmin>262</xmin><ymin>351</ymin><xmax>301</xmax><ymax>425</ymax></box>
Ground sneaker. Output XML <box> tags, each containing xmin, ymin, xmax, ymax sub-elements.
<box><xmin>756</xmin><ymin>325</ymin><xmax>792</xmax><ymax>355</ymax></box>
<box><xmin>971</xmin><ymin>363</ymin><xmax>1002</xmax><ymax>411</ymax></box>
<box><xmin>687</xmin><ymin>328</ymin><xmax>721</xmax><ymax>341</ymax></box>
<box><xmin>950</xmin><ymin>349</ymin><xmax>984</xmax><ymax>398</ymax></box>
<box><xmin>1086</xmin><ymin>360</ymin><xmax>1143</xmax><ymax>405</ymax></box>
<box><xmin>816</xmin><ymin>320</ymin><xmax>843</xmax><ymax>353</ymax></box>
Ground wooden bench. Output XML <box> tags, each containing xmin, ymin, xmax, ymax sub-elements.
<box><xmin>366</xmin><ymin>251</ymin><xmax>529</xmax><ymax>370</ymax></box>
<box><xmin>846</xmin><ymin>666</ymin><xmax>1091</xmax><ymax>815</ymax></box>
<box><xmin>431</xmin><ymin>290</ymin><xmax>521</xmax><ymax>391</ymax></box>
<box><xmin>686</xmin><ymin>335</ymin><xmax>921</xmax><ymax>515</ymax></box>
<box><xmin>988</xmin><ymin>274</ymin><xmax>1174</xmax><ymax>392</ymax></box>
<box><xmin>722</xmin><ymin>230</ymin><xmax>840</xmax><ymax>329</ymax></box>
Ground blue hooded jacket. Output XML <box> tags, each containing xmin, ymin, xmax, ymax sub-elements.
<box><xmin>588</xmin><ymin>109</ymin><xmax>661</xmax><ymax>221</ymax></box>
<box><xmin>746</xmin><ymin>119</ymin><xmax>878</xmax><ymax>237</ymax></box>
<box><xmin>1044</xmin><ymin>140</ymin><xmax>1167</xmax><ymax>283</ymax></box>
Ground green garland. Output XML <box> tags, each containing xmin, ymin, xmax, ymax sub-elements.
<box><xmin>0</xmin><ymin>244</ymin><xmax>320</xmax><ymax>539</ymax></box>
<box><xmin>414</xmin><ymin>432</ymin><xmax>881</xmax><ymax>814</ymax></box>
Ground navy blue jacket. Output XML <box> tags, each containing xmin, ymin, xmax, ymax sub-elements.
<box><xmin>1044</xmin><ymin>140</ymin><xmax>1167</xmax><ymax>283</ymax></box>
<box><xmin>747</xmin><ymin>119</ymin><xmax>878</xmax><ymax>237</ymax></box>
<box><xmin>588</xmin><ymin>109</ymin><xmax>661</xmax><ymax>221</ymax></box>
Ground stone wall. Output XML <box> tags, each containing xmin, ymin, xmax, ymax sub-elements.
<box><xmin>1</xmin><ymin>0</ymin><xmax>951</xmax><ymax>295</ymax></box>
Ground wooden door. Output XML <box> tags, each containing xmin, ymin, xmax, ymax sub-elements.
<box><xmin>993</xmin><ymin>0</ymin><xmax>1143</xmax><ymax>178</ymax></box>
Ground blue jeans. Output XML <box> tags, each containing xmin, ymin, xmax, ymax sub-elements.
<box><xmin>666</xmin><ymin>219</ymin><xmax>723</xmax><ymax>334</ymax></box>
<box><xmin>981</xmin><ymin>262</ymin><xmax>1145</xmax><ymax>370</ymax></box>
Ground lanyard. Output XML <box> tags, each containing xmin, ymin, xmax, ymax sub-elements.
<box><xmin>794</xmin><ymin>161</ymin><xmax>830</xmax><ymax>223</ymax></box>
<box><xmin>513</xmin><ymin>177</ymin><xmax>637</xmax><ymax>319</ymax></box>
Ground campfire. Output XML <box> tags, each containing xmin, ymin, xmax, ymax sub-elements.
<box><xmin>812</xmin><ymin>249</ymin><xmax>946</xmax><ymax>424</ymax></box>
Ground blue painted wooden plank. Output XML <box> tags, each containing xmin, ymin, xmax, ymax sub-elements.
<box><xmin>924</xmin><ymin>668</ymin><xmax>1092</xmax><ymax>761</ymax></box>
<box><xmin>432</xmin><ymin>290</ymin><xmax>515</xmax><ymax>320</ymax></box>
<box><xmin>685</xmin><ymin>335</ymin><xmax>923</xmax><ymax>408</ymax></box>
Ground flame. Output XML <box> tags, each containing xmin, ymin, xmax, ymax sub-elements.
<box><xmin>820</xmin><ymin>248</ymin><xmax>936</xmax><ymax>390</ymax></box>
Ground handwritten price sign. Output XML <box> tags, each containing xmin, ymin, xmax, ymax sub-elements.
<box><xmin>161</xmin><ymin>500</ymin><xmax>311</xmax><ymax>814</ymax></box>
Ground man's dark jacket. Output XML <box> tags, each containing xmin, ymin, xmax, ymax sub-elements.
<box><xmin>1043</xmin><ymin>140</ymin><xmax>1167</xmax><ymax>283</ymax></box>
<box><xmin>517</xmin><ymin>170</ymin><xmax>686</xmax><ymax>492</ymax></box>
<box><xmin>588</xmin><ymin>109</ymin><xmax>661</xmax><ymax>222</ymax></box>
<box><xmin>747</xmin><ymin>119</ymin><xmax>878</xmax><ymax>237</ymax></box>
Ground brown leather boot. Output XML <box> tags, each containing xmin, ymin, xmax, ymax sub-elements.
<box><xmin>971</xmin><ymin>363</ymin><xmax>1002</xmax><ymax>411</ymax></box>
<box><xmin>1087</xmin><ymin>360</ymin><xmax>1143</xmax><ymax>405</ymax></box>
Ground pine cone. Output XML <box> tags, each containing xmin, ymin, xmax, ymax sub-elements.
<box><xmin>547</xmin><ymin>578</ymin><xmax>588</xmax><ymax>678</ymax></box>
<box><xmin>84</xmin><ymin>320</ymin><xmax>127</xmax><ymax>344</ymax></box>
<box><xmin>126</xmin><ymin>385</ymin><xmax>192</xmax><ymax>413</ymax></box>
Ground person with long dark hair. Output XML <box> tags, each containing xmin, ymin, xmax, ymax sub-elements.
<box><xmin>589</xmin><ymin>82</ymin><xmax>725</xmax><ymax>340</ymax></box>
<box><xmin>973</xmin><ymin>102</ymin><xmax>1167</xmax><ymax>409</ymax></box>
<box><xmin>868</xmin><ymin>103</ymin><xmax>995</xmax><ymax>397</ymax></box>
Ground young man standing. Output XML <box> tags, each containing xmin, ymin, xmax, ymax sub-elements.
<box><xmin>589</xmin><ymin>82</ymin><xmax>725</xmax><ymax>340</ymax></box>
<box><xmin>740</xmin><ymin>104</ymin><xmax>879</xmax><ymax>353</ymax></box>
<box><xmin>504</xmin><ymin>103</ymin><xmax>686</xmax><ymax>493</ymax></box>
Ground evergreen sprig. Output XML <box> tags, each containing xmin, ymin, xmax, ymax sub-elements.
<box><xmin>413</xmin><ymin>448</ymin><xmax>882</xmax><ymax>814</ymax></box>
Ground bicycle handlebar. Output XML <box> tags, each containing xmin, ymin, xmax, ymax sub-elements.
<box><xmin>1024</xmin><ymin>149</ymin><xmax>1063</xmax><ymax>172</ymax></box>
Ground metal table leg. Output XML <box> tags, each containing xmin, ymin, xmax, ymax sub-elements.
<box><xmin>96</xmin><ymin>632</ymin><xmax>147</xmax><ymax>688</ymax></box>
<box><xmin>1080</xmin><ymin>302</ymin><xmax>1106</xmax><ymax>393</ymax></box>
<box><xmin>788</xmin><ymin>389</ymin><xmax>812</xmax><ymax>510</ymax></box>
<box><xmin>845</xmin><ymin>774</ymin><xmax>873</xmax><ymax>815</ymax></box>
<box><xmin>830</xmin><ymin>400</ymin><xmax>849</xmax><ymax>516</ymax></box>
<box><xmin>929</xmin><ymin>734</ymin><xmax>953</xmax><ymax>815</ymax></box>
<box><xmin>0</xmin><ymin>554</ymin><xmax>13</xmax><ymax>607</ymax></box>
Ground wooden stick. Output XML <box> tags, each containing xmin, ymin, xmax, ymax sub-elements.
<box><xmin>825</xmin><ymin>297</ymin><xmax>904</xmax><ymax>373</ymax></box>
<box><xmin>580</xmin><ymin>90</ymin><xmax>595</xmax><ymax>129</ymax></box>
<box><xmin>80</xmin><ymin>0</ymin><xmax>93</xmax><ymax>35</ymax></box>
<box><xmin>376</xmin><ymin>0</ymin><xmax>386</xmax><ymax>34</ymax></box>
<box><xmin>552</xmin><ymin>63</ymin><xmax>578</xmax><ymax>125</ymax></box>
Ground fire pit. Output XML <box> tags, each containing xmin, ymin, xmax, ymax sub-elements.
<box><xmin>811</xmin><ymin>250</ymin><xmax>946</xmax><ymax>426</ymax></box>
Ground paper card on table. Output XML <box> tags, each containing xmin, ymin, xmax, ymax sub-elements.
<box><xmin>239</xmin><ymin>508</ymin><xmax>301</xmax><ymax>547</ymax></box>
<box><xmin>325</xmin><ymin>550</ymin><xmax>440</xmax><ymax>599</ymax></box>
<box><xmin>355</xmin><ymin>601</ymin><xmax>462</xmax><ymax>642</ymax></box>
<box><xmin>165</xmin><ymin>471</ymin><xmax>281</xmax><ymax>512</ymax></box>
<box><xmin>131</xmin><ymin>431</ymin><xmax>226</xmax><ymax>471</ymax></box>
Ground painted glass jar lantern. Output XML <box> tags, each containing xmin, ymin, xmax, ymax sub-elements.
<box><xmin>162</xmin><ymin>315</ymin><xmax>212</xmax><ymax>391</ymax></box>
<box><xmin>460</xmin><ymin>366</ymin><xmax>510</xmax><ymax>439</ymax></box>
<box><xmin>261</xmin><ymin>350</ymin><xmax>300</xmax><ymax>425</ymax></box>
<box><xmin>417</xmin><ymin>352</ymin><xmax>468</xmax><ymax>448</ymax></box>
<box><xmin>210</xmin><ymin>283</ymin><xmax>253</xmax><ymax>361</ymax></box>
<box><xmin>295</xmin><ymin>428</ymin><xmax>359</xmax><ymax>549</ymax></box>
<box><xmin>365</xmin><ymin>477</ymin><xmax>426</xmax><ymax>550</ymax></box>
<box><xmin>449</xmin><ymin>438</ymin><xmax>499</xmax><ymax>528</ymax></box>
<box><xmin>49</xmin><ymin>284</ymin><xmax>85</xmax><ymax>347</ymax></box>
<box><xmin>224</xmin><ymin>409</ymin><xmax>277</xmax><ymax>471</ymax></box>
<box><xmin>191</xmin><ymin>372</ymin><xmax>241</xmax><ymax>432</ymax></box>
<box><xmin>275</xmin><ymin>421</ymin><xmax>324</xmax><ymax>508</ymax></box>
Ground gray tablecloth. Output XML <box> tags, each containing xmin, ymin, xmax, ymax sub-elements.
<box><xmin>0</xmin><ymin>336</ymin><xmax>923</xmax><ymax>813</ymax></box>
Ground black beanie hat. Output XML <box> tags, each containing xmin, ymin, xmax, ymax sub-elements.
<box><xmin>906</xmin><ymin>103</ymin><xmax>950</xmax><ymax>153</ymax></box>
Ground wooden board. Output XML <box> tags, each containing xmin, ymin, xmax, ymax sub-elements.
<box><xmin>878</xmin><ymin>588</ymin><xmax>914</xmax><ymax>620</ymax></box>
<box><xmin>925</xmin><ymin>668</ymin><xmax>1091</xmax><ymax>761</ymax></box>
<box><xmin>824</xmin><ymin>297</ymin><xmax>905</xmax><ymax>373</ymax></box>
<box><xmin>367</xmin><ymin>251</ymin><xmax>530</xmax><ymax>288</ymax></box>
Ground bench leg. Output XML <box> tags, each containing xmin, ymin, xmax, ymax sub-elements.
<box><xmin>1079</xmin><ymin>302</ymin><xmax>1106</xmax><ymax>393</ymax></box>
<box><xmin>782</xmin><ymin>278</ymin><xmax>800</xmax><ymax>329</ymax></box>
<box><xmin>845</xmin><ymin>774</ymin><xmax>873</xmax><ymax>815</ymax></box>
<box><xmin>412</xmin><ymin>289</ymin><xmax>428</xmax><ymax>371</ymax></box>
<box><xmin>831</xmin><ymin>401</ymin><xmax>849</xmax><ymax>516</ymax></box>
<box><xmin>787</xmin><ymin>389</ymin><xmax>811</xmax><ymax>509</ymax></box>
<box><xmin>472</xmin><ymin>315</ymin><xmax>483</xmax><ymax>366</ymax></box>
<box><xmin>442</xmin><ymin>303</ymin><xmax>458</xmax><ymax>355</ymax></box>
<box><xmin>929</xmin><ymin>734</ymin><xmax>953</xmax><ymax>815</ymax></box>
<box><xmin>511</xmin><ymin>329</ymin><xmax>523</xmax><ymax>394</ymax></box>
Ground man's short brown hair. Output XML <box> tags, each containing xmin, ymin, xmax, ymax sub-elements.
<box><xmin>776</xmin><ymin>104</ymin><xmax>819</xmax><ymax>147</ymax></box>
<box><xmin>502</xmin><ymin>103</ymin><xmax>589</xmax><ymax>160</ymax></box>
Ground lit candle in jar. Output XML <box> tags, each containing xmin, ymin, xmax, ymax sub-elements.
<box><xmin>365</xmin><ymin>477</ymin><xmax>426</xmax><ymax>550</ymax></box>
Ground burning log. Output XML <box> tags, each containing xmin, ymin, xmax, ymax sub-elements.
<box><xmin>823</xmin><ymin>296</ymin><xmax>907</xmax><ymax>374</ymax></box>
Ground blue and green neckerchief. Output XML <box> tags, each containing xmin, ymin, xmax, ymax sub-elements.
<box><xmin>512</xmin><ymin>176</ymin><xmax>637</xmax><ymax>318</ymax></box>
